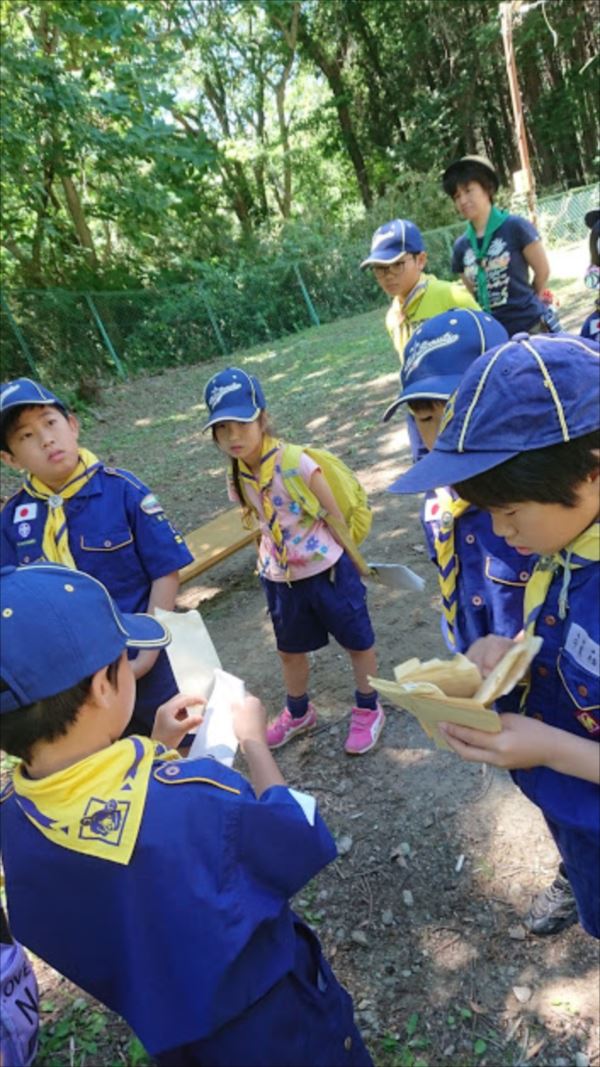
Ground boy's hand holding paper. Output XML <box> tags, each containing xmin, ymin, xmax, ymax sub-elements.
<box><xmin>154</xmin><ymin>608</ymin><xmax>245</xmax><ymax>765</ymax></box>
<box><xmin>369</xmin><ymin>635</ymin><xmax>542</xmax><ymax>750</ymax></box>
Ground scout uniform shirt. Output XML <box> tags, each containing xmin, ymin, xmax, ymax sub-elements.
<box><xmin>421</xmin><ymin>488</ymin><xmax>536</xmax><ymax>652</ymax></box>
<box><xmin>513</xmin><ymin>549</ymin><xmax>599</xmax><ymax>937</ymax></box>
<box><xmin>0</xmin><ymin>466</ymin><xmax>193</xmax><ymax>724</ymax></box>
<box><xmin>1</xmin><ymin>741</ymin><xmax>337</xmax><ymax>1057</ymax></box>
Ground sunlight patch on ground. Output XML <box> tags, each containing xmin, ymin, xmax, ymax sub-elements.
<box><xmin>533</xmin><ymin>973</ymin><xmax>600</xmax><ymax>1025</ymax></box>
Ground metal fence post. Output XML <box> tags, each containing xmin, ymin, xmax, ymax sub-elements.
<box><xmin>84</xmin><ymin>294</ymin><xmax>127</xmax><ymax>379</ymax></box>
<box><xmin>0</xmin><ymin>291</ymin><xmax>38</xmax><ymax>375</ymax></box>
<box><xmin>293</xmin><ymin>264</ymin><xmax>320</xmax><ymax>327</ymax></box>
<box><xmin>198</xmin><ymin>285</ymin><xmax>229</xmax><ymax>355</ymax></box>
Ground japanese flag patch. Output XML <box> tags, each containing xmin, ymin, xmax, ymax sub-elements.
<box><xmin>13</xmin><ymin>502</ymin><xmax>38</xmax><ymax>522</ymax></box>
<box><xmin>140</xmin><ymin>493</ymin><xmax>164</xmax><ymax>516</ymax></box>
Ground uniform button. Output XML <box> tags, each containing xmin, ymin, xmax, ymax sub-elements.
<box><xmin>537</xmin><ymin>665</ymin><xmax>549</xmax><ymax>677</ymax></box>
<box><xmin>164</xmin><ymin>765</ymin><xmax>180</xmax><ymax>777</ymax></box>
<box><xmin>466</xmin><ymin>533</ymin><xmax>475</xmax><ymax>544</ymax></box>
<box><xmin>471</xmin><ymin>594</ymin><xmax>483</xmax><ymax>606</ymax></box>
<box><xmin>544</xmin><ymin>614</ymin><xmax>557</xmax><ymax>626</ymax></box>
<box><xmin>344</xmin><ymin>1037</ymin><xmax>353</xmax><ymax>1052</ymax></box>
<box><xmin>578</xmin><ymin>684</ymin><xmax>588</xmax><ymax>698</ymax></box>
<box><xmin>520</xmin><ymin>571</ymin><xmax>530</xmax><ymax>581</ymax></box>
<box><xmin>23</xmin><ymin>556</ymin><xmax>30</xmax><ymax>563</ymax></box>
<box><xmin>104</xmin><ymin>540</ymin><xmax>112</xmax><ymax>547</ymax></box>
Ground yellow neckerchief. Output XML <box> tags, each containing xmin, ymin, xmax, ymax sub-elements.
<box><xmin>24</xmin><ymin>447</ymin><xmax>102</xmax><ymax>567</ymax></box>
<box><xmin>520</xmin><ymin>522</ymin><xmax>600</xmax><ymax>711</ymax></box>
<box><xmin>237</xmin><ymin>434</ymin><xmax>290</xmax><ymax>578</ymax></box>
<box><xmin>12</xmin><ymin>737</ymin><xmax>179</xmax><ymax>865</ymax></box>
<box><xmin>432</xmin><ymin>490</ymin><xmax>471</xmax><ymax>650</ymax></box>
<box><xmin>524</xmin><ymin>522</ymin><xmax>600</xmax><ymax>636</ymax></box>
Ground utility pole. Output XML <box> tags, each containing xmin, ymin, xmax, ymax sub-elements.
<box><xmin>500</xmin><ymin>1</ymin><xmax>538</xmax><ymax>225</ymax></box>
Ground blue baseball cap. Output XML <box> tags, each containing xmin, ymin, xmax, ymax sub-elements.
<box><xmin>389</xmin><ymin>333</ymin><xmax>600</xmax><ymax>494</ymax></box>
<box><xmin>0</xmin><ymin>564</ymin><xmax>170</xmax><ymax>713</ymax></box>
<box><xmin>202</xmin><ymin>367</ymin><xmax>266</xmax><ymax>431</ymax></box>
<box><xmin>360</xmin><ymin>219</ymin><xmax>425</xmax><ymax>269</ymax></box>
<box><xmin>1</xmin><ymin>378</ymin><xmax>66</xmax><ymax>446</ymax></box>
<box><xmin>382</xmin><ymin>309</ymin><xmax>509</xmax><ymax>422</ymax></box>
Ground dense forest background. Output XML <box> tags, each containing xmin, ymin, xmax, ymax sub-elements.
<box><xmin>1</xmin><ymin>0</ymin><xmax>598</xmax><ymax>295</ymax></box>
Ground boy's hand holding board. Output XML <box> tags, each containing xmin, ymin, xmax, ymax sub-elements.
<box><xmin>369</xmin><ymin>635</ymin><xmax>543</xmax><ymax>750</ymax></box>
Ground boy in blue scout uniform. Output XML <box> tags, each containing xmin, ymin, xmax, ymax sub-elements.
<box><xmin>384</xmin><ymin>308</ymin><xmax>536</xmax><ymax>665</ymax></box>
<box><xmin>0</xmin><ymin>564</ymin><xmax>372</xmax><ymax>1067</ymax></box>
<box><xmin>0</xmin><ymin>377</ymin><xmax>193</xmax><ymax>734</ymax></box>
<box><xmin>390</xmin><ymin>332</ymin><xmax>600</xmax><ymax>939</ymax></box>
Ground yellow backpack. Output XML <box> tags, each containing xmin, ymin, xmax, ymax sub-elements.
<box><xmin>279</xmin><ymin>443</ymin><xmax>372</xmax><ymax>546</ymax></box>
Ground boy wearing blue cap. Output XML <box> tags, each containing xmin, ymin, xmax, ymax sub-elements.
<box><xmin>390</xmin><ymin>332</ymin><xmax>599</xmax><ymax>939</ymax></box>
<box><xmin>361</xmin><ymin>219</ymin><xmax>480</xmax><ymax>460</ymax></box>
<box><xmin>0</xmin><ymin>377</ymin><xmax>193</xmax><ymax>735</ymax></box>
<box><xmin>361</xmin><ymin>218</ymin><xmax>480</xmax><ymax>369</ymax></box>
<box><xmin>0</xmin><ymin>564</ymin><xmax>372</xmax><ymax>1066</ymax></box>
<box><xmin>384</xmin><ymin>308</ymin><xmax>536</xmax><ymax>662</ymax></box>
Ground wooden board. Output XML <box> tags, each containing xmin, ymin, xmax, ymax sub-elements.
<box><xmin>179</xmin><ymin>508</ymin><xmax>257</xmax><ymax>582</ymax></box>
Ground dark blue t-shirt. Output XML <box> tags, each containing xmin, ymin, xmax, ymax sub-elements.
<box><xmin>451</xmin><ymin>215</ymin><xmax>545</xmax><ymax>335</ymax></box>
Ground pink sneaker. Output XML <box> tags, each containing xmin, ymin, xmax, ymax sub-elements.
<box><xmin>345</xmin><ymin>703</ymin><xmax>385</xmax><ymax>755</ymax></box>
<box><xmin>267</xmin><ymin>704</ymin><xmax>317</xmax><ymax>749</ymax></box>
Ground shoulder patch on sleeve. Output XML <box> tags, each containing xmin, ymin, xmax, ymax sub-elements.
<box><xmin>153</xmin><ymin>762</ymin><xmax>241</xmax><ymax>794</ymax></box>
<box><xmin>140</xmin><ymin>492</ymin><xmax>164</xmax><ymax>515</ymax></box>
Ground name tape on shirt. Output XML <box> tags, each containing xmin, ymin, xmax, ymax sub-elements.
<box><xmin>565</xmin><ymin>622</ymin><xmax>600</xmax><ymax>675</ymax></box>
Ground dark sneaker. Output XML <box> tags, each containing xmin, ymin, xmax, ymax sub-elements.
<box><xmin>524</xmin><ymin>865</ymin><xmax>578</xmax><ymax>936</ymax></box>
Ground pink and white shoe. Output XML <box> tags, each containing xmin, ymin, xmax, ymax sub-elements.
<box><xmin>266</xmin><ymin>704</ymin><xmax>317</xmax><ymax>749</ymax></box>
<box><xmin>344</xmin><ymin>703</ymin><xmax>385</xmax><ymax>755</ymax></box>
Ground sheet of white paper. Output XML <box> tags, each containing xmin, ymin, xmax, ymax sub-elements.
<box><xmin>155</xmin><ymin>608</ymin><xmax>221</xmax><ymax>732</ymax></box>
<box><xmin>187</xmin><ymin>669</ymin><xmax>244</xmax><ymax>765</ymax></box>
<box><xmin>288</xmin><ymin>788</ymin><xmax>316</xmax><ymax>826</ymax></box>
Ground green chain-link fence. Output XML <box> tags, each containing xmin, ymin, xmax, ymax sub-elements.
<box><xmin>1</xmin><ymin>183</ymin><xmax>598</xmax><ymax>390</ymax></box>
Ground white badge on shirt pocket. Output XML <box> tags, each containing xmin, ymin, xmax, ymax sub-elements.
<box><xmin>13</xmin><ymin>502</ymin><xmax>38</xmax><ymax>522</ymax></box>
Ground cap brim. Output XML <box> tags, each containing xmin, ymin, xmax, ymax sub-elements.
<box><xmin>382</xmin><ymin>375</ymin><xmax>459</xmax><ymax>423</ymax></box>
<box><xmin>119</xmin><ymin>610</ymin><xmax>171</xmax><ymax>649</ymax></box>
<box><xmin>388</xmin><ymin>446</ymin><xmax>518</xmax><ymax>494</ymax></box>
<box><xmin>584</xmin><ymin>209</ymin><xmax>600</xmax><ymax>229</ymax></box>
<box><xmin>202</xmin><ymin>408</ymin><xmax>261</xmax><ymax>432</ymax></box>
<box><xmin>360</xmin><ymin>251</ymin><xmax>410</xmax><ymax>269</ymax></box>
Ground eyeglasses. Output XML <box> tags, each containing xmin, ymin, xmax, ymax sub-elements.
<box><xmin>372</xmin><ymin>257</ymin><xmax>415</xmax><ymax>276</ymax></box>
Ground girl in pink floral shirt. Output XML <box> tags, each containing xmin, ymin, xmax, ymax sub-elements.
<box><xmin>204</xmin><ymin>367</ymin><xmax>384</xmax><ymax>756</ymax></box>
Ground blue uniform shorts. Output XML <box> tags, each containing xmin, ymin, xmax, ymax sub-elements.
<box><xmin>156</xmin><ymin>921</ymin><xmax>372</xmax><ymax>1066</ymax></box>
<box><xmin>261</xmin><ymin>552</ymin><xmax>375</xmax><ymax>654</ymax></box>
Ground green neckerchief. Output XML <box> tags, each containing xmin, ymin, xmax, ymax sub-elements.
<box><xmin>466</xmin><ymin>205</ymin><xmax>509</xmax><ymax>311</ymax></box>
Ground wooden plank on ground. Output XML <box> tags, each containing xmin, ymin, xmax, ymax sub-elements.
<box><xmin>179</xmin><ymin>508</ymin><xmax>257</xmax><ymax>582</ymax></box>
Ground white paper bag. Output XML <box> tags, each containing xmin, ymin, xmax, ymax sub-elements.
<box><xmin>154</xmin><ymin>607</ymin><xmax>221</xmax><ymax>706</ymax></box>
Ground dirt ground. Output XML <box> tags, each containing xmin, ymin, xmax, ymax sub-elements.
<box><xmin>9</xmin><ymin>253</ymin><xmax>599</xmax><ymax>1067</ymax></box>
